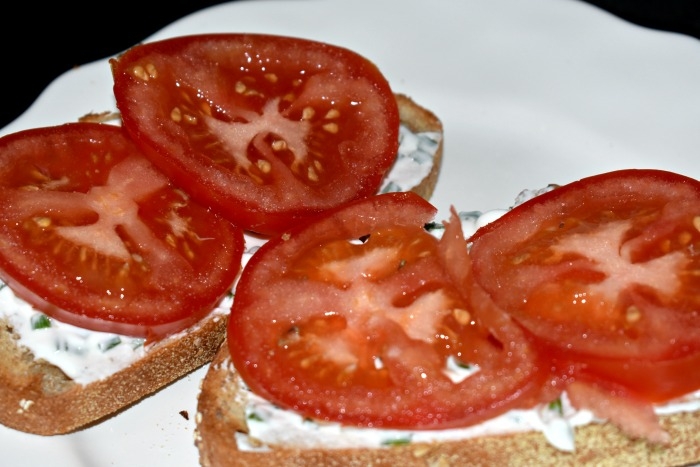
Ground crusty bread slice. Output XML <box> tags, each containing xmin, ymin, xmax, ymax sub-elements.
<box><xmin>195</xmin><ymin>341</ymin><xmax>700</xmax><ymax>467</ymax></box>
<box><xmin>0</xmin><ymin>310</ymin><xmax>227</xmax><ymax>436</ymax></box>
<box><xmin>0</xmin><ymin>94</ymin><xmax>442</xmax><ymax>437</ymax></box>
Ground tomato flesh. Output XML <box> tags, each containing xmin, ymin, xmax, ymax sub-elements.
<box><xmin>0</xmin><ymin>123</ymin><xmax>244</xmax><ymax>340</ymax></box>
<box><xmin>111</xmin><ymin>33</ymin><xmax>400</xmax><ymax>235</ymax></box>
<box><xmin>229</xmin><ymin>192</ymin><xmax>547</xmax><ymax>429</ymax></box>
<box><xmin>469</xmin><ymin>169</ymin><xmax>700</xmax><ymax>400</ymax></box>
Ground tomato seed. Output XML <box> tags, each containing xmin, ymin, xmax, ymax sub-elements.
<box><xmin>182</xmin><ymin>241</ymin><xmax>195</xmax><ymax>260</ymax></box>
<box><xmin>200</xmin><ymin>102</ymin><xmax>213</xmax><ymax>116</ymax></box>
<box><xmin>33</xmin><ymin>217</ymin><xmax>52</xmax><ymax>228</ymax></box>
<box><xmin>322</xmin><ymin>122</ymin><xmax>338</xmax><ymax>134</ymax></box>
<box><xmin>325</xmin><ymin>109</ymin><xmax>340</xmax><ymax>119</ymax></box>
<box><xmin>307</xmin><ymin>166</ymin><xmax>319</xmax><ymax>182</ymax></box>
<box><xmin>145</xmin><ymin>63</ymin><xmax>158</xmax><ymax>79</ymax></box>
<box><xmin>693</xmin><ymin>216</ymin><xmax>700</xmax><ymax>232</ymax></box>
<box><xmin>302</xmin><ymin>107</ymin><xmax>315</xmax><ymax>120</ymax></box>
<box><xmin>264</xmin><ymin>73</ymin><xmax>278</xmax><ymax>83</ymax></box>
<box><xmin>271</xmin><ymin>140</ymin><xmax>287</xmax><ymax>151</ymax></box>
<box><xmin>170</xmin><ymin>107</ymin><xmax>182</xmax><ymax>123</ymax></box>
<box><xmin>625</xmin><ymin>305</ymin><xmax>642</xmax><ymax>324</ymax></box>
<box><xmin>453</xmin><ymin>308</ymin><xmax>472</xmax><ymax>326</ymax></box>
<box><xmin>165</xmin><ymin>233</ymin><xmax>177</xmax><ymax>248</ymax></box>
<box><xmin>257</xmin><ymin>159</ymin><xmax>272</xmax><ymax>174</ymax></box>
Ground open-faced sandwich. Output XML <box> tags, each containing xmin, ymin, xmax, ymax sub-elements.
<box><xmin>195</xmin><ymin>169</ymin><xmax>700</xmax><ymax>466</ymax></box>
<box><xmin>0</xmin><ymin>34</ymin><xmax>443</xmax><ymax>435</ymax></box>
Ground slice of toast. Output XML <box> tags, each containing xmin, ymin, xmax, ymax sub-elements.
<box><xmin>195</xmin><ymin>339</ymin><xmax>700</xmax><ymax>467</ymax></box>
<box><xmin>0</xmin><ymin>309</ymin><xmax>228</xmax><ymax>435</ymax></box>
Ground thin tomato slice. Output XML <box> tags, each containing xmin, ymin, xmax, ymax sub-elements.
<box><xmin>468</xmin><ymin>169</ymin><xmax>700</xmax><ymax>399</ymax></box>
<box><xmin>0</xmin><ymin>123</ymin><xmax>244</xmax><ymax>340</ymax></box>
<box><xmin>110</xmin><ymin>33</ymin><xmax>400</xmax><ymax>235</ymax></box>
<box><xmin>229</xmin><ymin>192</ymin><xmax>546</xmax><ymax>429</ymax></box>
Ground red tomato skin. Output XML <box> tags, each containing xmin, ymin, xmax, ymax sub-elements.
<box><xmin>468</xmin><ymin>169</ymin><xmax>700</xmax><ymax>400</ymax></box>
<box><xmin>0</xmin><ymin>122</ymin><xmax>244</xmax><ymax>340</ymax></box>
<box><xmin>111</xmin><ymin>34</ymin><xmax>400</xmax><ymax>236</ymax></box>
<box><xmin>558</xmin><ymin>348</ymin><xmax>700</xmax><ymax>403</ymax></box>
<box><xmin>229</xmin><ymin>192</ymin><xmax>548</xmax><ymax>429</ymax></box>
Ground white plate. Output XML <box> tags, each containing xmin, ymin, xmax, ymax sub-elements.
<box><xmin>1</xmin><ymin>0</ymin><xmax>700</xmax><ymax>465</ymax></box>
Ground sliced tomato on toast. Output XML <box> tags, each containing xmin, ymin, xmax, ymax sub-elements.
<box><xmin>228</xmin><ymin>192</ymin><xmax>548</xmax><ymax>429</ymax></box>
<box><xmin>0</xmin><ymin>122</ymin><xmax>244</xmax><ymax>340</ymax></box>
<box><xmin>110</xmin><ymin>33</ymin><xmax>400</xmax><ymax>235</ymax></box>
<box><xmin>468</xmin><ymin>169</ymin><xmax>700</xmax><ymax>402</ymax></box>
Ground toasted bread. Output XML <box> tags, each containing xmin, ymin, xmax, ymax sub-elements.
<box><xmin>0</xmin><ymin>309</ymin><xmax>228</xmax><ymax>436</ymax></box>
<box><xmin>195</xmin><ymin>339</ymin><xmax>700</xmax><ymax>467</ymax></box>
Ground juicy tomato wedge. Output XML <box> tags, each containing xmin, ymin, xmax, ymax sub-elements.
<box><xmin>229</xmin><ymin>192</ymin><xmax>547</xmax><ymax>429</ymax></box>
<box><xmin>468</xmin><ymin>169</ymin><xmax>700</xmax><ymax>400</ymax></box>
<box><xmin>0</xmin><ymin>122</ymin><xmax>244</xmax><ymax>341</ymax></box>
<box><xmin>110</xmin><ymin>33</ymin><xmax>400</xmax><ymax>236</ymax></box>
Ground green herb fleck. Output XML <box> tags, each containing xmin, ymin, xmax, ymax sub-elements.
<box><xmin>456</xmin><ymin>360</ymin><xmax>472</xmax><ymax>370</ymax></box>
<box><xmin>99</xmin><ymin>336</ymin><xmax>122</xmax><ymax>352</ymax></box>
<box><xmin>548</xmin><ymin>397</ymin><xmax>563</xmax><ymax>415</ymax></box>
<box><xmin>381</xmin><ymin>437</ymin><xmax>412</xmax><ymax>446</ymax></box>
<box><xmin>31</xmin><ymin>314</ymin><xmax>52</xmax><ymax>330</ymax></box>
<box><xmin>248</xmin><ymin>412</ymin><xmax>264</xmax><ymax>422</ymax></box>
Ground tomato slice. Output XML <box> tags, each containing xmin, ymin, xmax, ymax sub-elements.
<box><xmin>110</xmin><ymin>33</ymin><xmax>400</xmax><ymax>236</ymax></box>
<box><xmin>0</xmin><ymin>123</ymin><xmax>244</xmax><ymax>340</ymax></box>
<box><xmin>229</xmin><ymin>192</ymin><xmax>547</xmax><ymax>429</ymax></box>
<box><xmin>468</xmin><ymin>169</ymin><xmax>700</xmax><ymax>399</ymax></box>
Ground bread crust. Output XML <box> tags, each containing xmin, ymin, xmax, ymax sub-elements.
<box><xmin>195</xmin><ymin>341</ymin><xmax>700</xmax><ymax>467</ymax></box>
<box><xmin>0</xmin><ymin>310</ymin><xmax>227</xmax><ymax>435</ymax></box>
<box><xmin>394</xmin><ymin>93</ymin><xmax>443</xmax><ymax>201</ymax></box>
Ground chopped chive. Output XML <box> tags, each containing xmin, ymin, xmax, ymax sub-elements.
<box><xmin>381</xmin><ymin>437</ymin><xmax>412</xmax><ymax>446</ymax></box>
<box><xmin>31</xmin><ymin>314</ymin><xmax>52</xmax><ymax>330</ymax></box>
<box><xmin>247</xmin><ymin>412</ymin><xmax>264</xmax><ymax>422</ymax></box>
<box><xmin>456</xmin><ymin>360</ymin><xmax>472</xmax><ymax>370</ymax></box>
<box><xmin>99</xmin><ymin>336</ymin><xmax>122</xmax><ymax>352</ymax></box>
<box><xmin>548</xmin><ymin>397</ymin><xmax>563</xmax><ymax>414</ymax></box>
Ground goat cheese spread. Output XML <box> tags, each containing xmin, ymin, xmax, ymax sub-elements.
<box><xmin>380</xmin><ymin>124</ymin><xmax>439</xmax><ymax>194</ymax></box>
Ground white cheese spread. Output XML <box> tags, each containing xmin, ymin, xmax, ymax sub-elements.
<box><xmin>380</xmin><ymin>125</ymin><xmax>440</xmax><ymax>193</ymax></box>
<box><xmin>237</xmin><ymin>384</ymin><xmax>700</xmax><ymax>453</ymax></box>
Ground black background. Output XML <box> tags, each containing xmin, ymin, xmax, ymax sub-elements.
<box><xmin>1</xmin><ymin>0</ymin><xmax>698</xmax><ymax>130</ymax></box>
